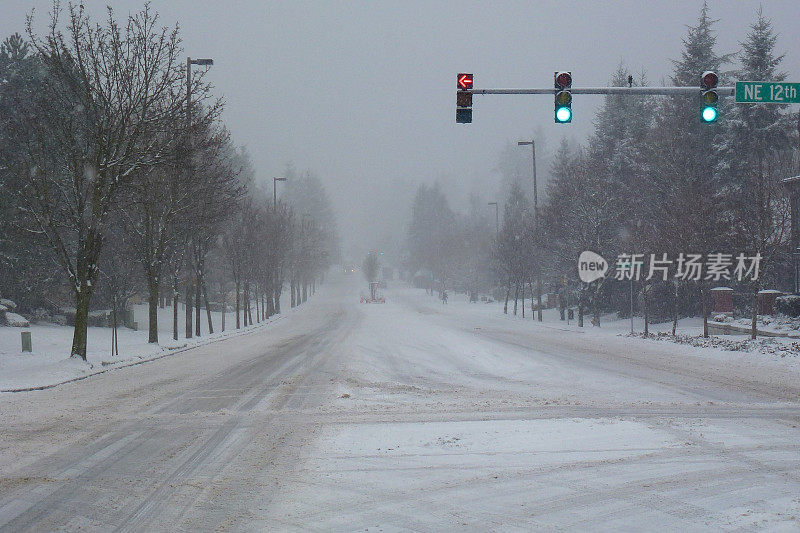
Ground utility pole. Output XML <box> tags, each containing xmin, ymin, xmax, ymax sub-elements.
<box><xmin>519</xmin><ymin>140</ymin><xmax>543</xmax><ymax>322</ymax></box>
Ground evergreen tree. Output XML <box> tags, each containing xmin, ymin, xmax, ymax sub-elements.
<box><xmin>495</xmin><ymin>182</ymin><xmax>532</xmax><ymax>315</ymax></box>
<box><xmin>586</xmin><ymin>65</ymin><xmax>656</xmax><ymax>326</ymax></box>
<box><xmin>461</xmin><ymin>194</ymin><xmax>494</xmax><ymax>302</ymax></box>
<box><xmin>405</xmin><ymin>183</ymin><xmax>457</xmax><ymax>290</ymax></box>
<box><xmin>0</xmin><ymin>32</ymin><xmax>62</xmax><ymax>311</ymax></box>
<box><xmin>716</xmin><ymin>8</ymin><xmax>794</xmax><ymax>337</ymax></box>
<box><xmin>643</xmin><ymin>2</ymin><xmax>731</xmax><ymax>336</ymax></box>
<box><xmin>0</xmin><ymin>33</ymin><xmax>29</xmax><ymax>62</ymax></box>
<box><xmin>283</xmin><ymin>167</ymin><xmax>340</xmax><ymax>266</ymax></box>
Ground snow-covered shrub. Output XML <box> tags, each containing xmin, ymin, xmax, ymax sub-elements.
<box><xmin>5</xmin><ymin>312</ymin><xmax>30</xmax><ymax>327</ymax></box>
<box><xmin>775</xmin><ymin>295</ymin><xmax>800</xmax><ymax>317</ymax></box>
<box><xmin>0</xmin><ymin>298</ymin><xmax>18</xmax><ymax>325</ymax></box>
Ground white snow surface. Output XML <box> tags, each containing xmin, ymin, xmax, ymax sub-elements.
<box><xmin>253</xmin><ymin>284</ymin><xmax>800</xmax><ymax>530</ymax></box>
<box><xmin>0</xmin><ymin>303</ymin><xmax>276</xmax><ymax>391</ymax></box>
<box><xmin>1</xmin><ymin>277</ymin><xmax>799</xmax><ymax>530</ymax></box>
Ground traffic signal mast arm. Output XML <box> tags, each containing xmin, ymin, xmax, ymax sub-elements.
<box><xmin>465</xmin><ymin>86</ymin><xmax>735</xmax><ymax>96</ymax></box>
<box><xmin>456</xmin><ymin>71</ymin><xmax>728</xmax><ymax>124</ymax></box>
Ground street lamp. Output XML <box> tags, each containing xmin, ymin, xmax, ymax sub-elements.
<box><xmin>273</xmin><ymin>177</ymin><xmax>287</xmax><ymax>210</ymax></box>
<box><xmin>487</xmin><ymin>202</ymin><xmax>499</xmax><ymax>238</ymax></box>
<box><xmin>270</xmin><ymin>176</ymin><xmax>287</xmax><ymax>315</ymax></box>
<box><xmin>186</xmin><ymin>57</ymin><xmax>214</xmax><ymax>140</ymax></box>
<box><xmin>185</xmin><ymin>57</ymin><xmax>213</xmax><ymax>339</ymax></box>
<box><xmin>187</xmin><ymin>57</ymin><xmax>214</xmax><ymax>120</ymax></box>
<box><xmin>518</xmin><ymin>139</ymin><xmax>542</xmax><ymax>322</ymax></box>
<box><xmin>517</xmin><ymin>140</ymin><xmax>537</xmax><ymax>220</ymax></box>
<box><xmin>186</xmin><ymin>56</ymin><xmax>214</xmax><ymax>160</ymax></box>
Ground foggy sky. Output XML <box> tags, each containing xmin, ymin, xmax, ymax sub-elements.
<box><xmin>2</xmin><ymin>0</ymin><xmax>799</xmax><ymax>260</ymax></box>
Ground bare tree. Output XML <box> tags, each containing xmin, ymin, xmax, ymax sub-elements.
<box><xmin>7</xmin><ymin>4</ymin><xmax>188</xmax><ymax>358</ymax></box>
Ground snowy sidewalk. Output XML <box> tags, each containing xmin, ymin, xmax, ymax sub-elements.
<box><xmin>0</xmin><ymin>303</ymin><xmax>283</xmax><ymax>392</ymax></box>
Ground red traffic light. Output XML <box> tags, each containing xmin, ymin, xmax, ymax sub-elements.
<box><xmin>458</xmin><ymin>73</ymin><xmax>473</xmax><ymax>90</ymax></box>
<box><xmin>701</xmin><ymin>71</ymin><xmax>718</xmax><ymax>89</ymax></box>
<box><xmin>555</xmin><ymin>71</ymin><xmax>572</xmax><ymax>89</ymax></box>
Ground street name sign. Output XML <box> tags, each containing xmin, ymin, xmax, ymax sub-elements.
<box><xmin>736</xmin><ymin>81</ymin><xmax>800</xmax><ymax>104</ymax></box>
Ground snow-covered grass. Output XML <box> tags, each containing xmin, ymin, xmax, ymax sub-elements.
<box><xmin>408</xmin><ymin>287</ymin><xmax>799</xmax><ymax>358</ymax></box>
<box><xmin>0</xmin><ymin>302</ymin><xmax>278</xmax><ymax>391</ymax></box>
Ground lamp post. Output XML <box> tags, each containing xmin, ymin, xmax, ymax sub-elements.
<box><xmin>301</xmin><ymin>214</ymin><xmax>314</xmax><ymax>304</ymax></box>
<box><xmin>186</xmin><ymin>57</ymin><xmax>214</xmax><ymax>160</ymax></box>
<box><xmin>186</xmin><ymin>57</ymin><xmax>213</xmax><ymax>126</ymax></box>
<box><xmin>518</xmin><ymin>139</ymin><xmax>542</xmax><ymax>321</ymax></box>
<box><xmin>273</xmin><ymin>177</ymin><xmax>287</xmax><ymax>210</ymax></box>
<box><xmin>186</xmin><ymin>57</ymin><xmax>213</xmax><ymax>339</ymax></box>
<box><xmin>517</xmin><ymin>140</ymin><xmax>537</xmax><ymax>220</ymax></box>
<box><xmin>487</xmin><ymin>202</ymin><xmax>499</xmax><ymax>238</ymax></box>
<box><xmin>270</xmin><ymin>176</ymin><xmax>287</xmax><ymax>316</ymax></box>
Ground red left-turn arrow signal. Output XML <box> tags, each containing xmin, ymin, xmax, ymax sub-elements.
<box><xmin>458</xmin><ymin>73</ymin><xmax>473</xmax><ymax>90</ymax></box>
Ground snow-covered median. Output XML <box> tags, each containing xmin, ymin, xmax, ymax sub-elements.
<box><xmin>0</xmin><ymin>303</ymin><xmax>280</xmax><ymax>392</ymax></box>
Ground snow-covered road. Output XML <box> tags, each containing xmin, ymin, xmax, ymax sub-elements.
<box><xmin>1</xmin><ymin>274</ymin><xmax>799</xmax><ymax>531</ymax></box>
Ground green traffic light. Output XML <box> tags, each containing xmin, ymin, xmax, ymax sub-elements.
<box><xmin>555</xmin><ymin>106</ymin><xmax>572</xmax><ymax>123</ymax></box>
<box><xmin>701</xmin><ymin>106</ymin><xmax>718</xmax><ymax>123</ymax></box>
